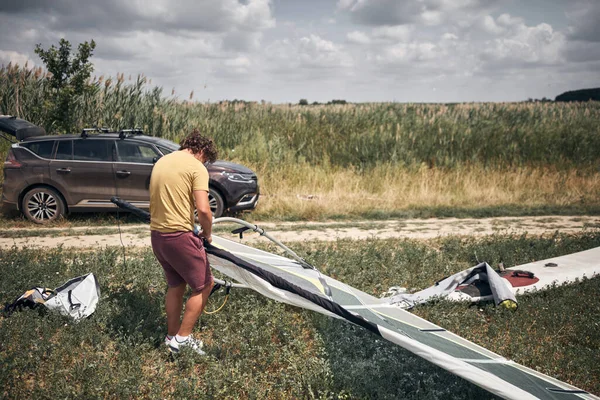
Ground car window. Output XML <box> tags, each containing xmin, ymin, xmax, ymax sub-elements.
<box><xmin>21</xmin><ymin>141</ymin><xmax>55</xmax><ymax>158</ymax></box>
<box><xmin>117</xmin><ymin>141</ymin><xmax>159</xmax><ymax>164</ymax></box>
<box><xmin>55</xmin><ymin>140</ymin><xmax>73</xmax><ymax>160</ymax></box>
<box><xmin>157</xmin><ymin>145</ymin><xmax>175</xmax><ymax>155</ymax></box>
<box><xmin>73</xmin><ymin>139</ymin><xmax>112</xmax><ymax>161</ymax></box>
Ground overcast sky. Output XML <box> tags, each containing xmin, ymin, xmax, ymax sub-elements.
<box><xmin>1</xmin><ymin>0</ymin><xmax>599</xmax><ymax>103</ymax></box>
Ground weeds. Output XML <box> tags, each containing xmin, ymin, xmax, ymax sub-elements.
<box><xmin>1</xmin><ymin>231</ymin><xmax>599</xmax><ymax>398</ymax></box>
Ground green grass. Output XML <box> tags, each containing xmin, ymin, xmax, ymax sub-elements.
<box><xmin>0</xmin><ymin>226</ymin><xmax>150</xmax><ymax>239</ymax></box>
<box><xmin>0</xmin><ymin>210</ymin><xmax>152</xmax><ymax>229</ymax></box>
<box><xmin>1</xmin><ymin>231</ymin><xmax>599</xmax><ymax>399</ymax></box>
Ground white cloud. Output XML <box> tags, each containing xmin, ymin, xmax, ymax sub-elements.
<box><xmin>265</xmin><ymin>35</ymin><xmax>353</xmax><ymax>72</ymax></box>
<box><xmin>230</xmin><ymin>0</ymin><xmax>275</xmax><ymax>31</ymax></box>
<box><xmin>74</xmin><ymin>0</ymin><xmax>275</xmax><ymax>34</ymax></box>
<box><xmin>348</xmin><ymin>11</ymin><xmax>568</xmax><ymax>86</ymax></box>
<box><xmin>0</xmin><ymin>0</ymin><xmax>275</xmax><ymax>46</ymax></box>
<box><xmin>442</xmin><ymin>33</ymin><xmax>458</xmax><ymax>41</ymax></box>
<box><xmin>222</xmin><ymin>56</ymin><xmax>252</xmax><ymax>75</ymax></box>
<box><xmin>479</xmin><ymin>15</ymin><xmax>504</xmax><ymax>35</ymax></box>
<box><xmin>347</xmin><ymin>31</ymin><xmax>371</xmax><ymax>45</ymax></box>
<box><xmin>0</xmin><ymin>0</ymin><xmax>277</xmax><ymax>89</ymax></box>
<box><xmin>103</xmin><ymin>31</ymin><xmax>221</xmax><ymax>62</ymax></box>
<box><xmin>0</xmin><ymin>0</ymin><xmax>598</xmax><ymax>103</ymax></box>
<box><xmin>0</xmin><ymin>50</ymin><xmax>35</xmax><ymax>67</ymax></box>
<box><xmin>225</xmin><ymin>56</ymin><xmax>251</xmax><ymax>68</ymax></box>
<box><xmin>372</xmin><ymin>25</ymin><xmax>414</xmax><ymax>42</ymax></box>
<box><xmin>376</xmin><ymin>41</ymin><xmax>439</xmax><ymax>65</ymax></box>
<box><xmin>496</xmin><ymin>13</ymin><xmax>524</xmax><ymax>29</ymax></box>
<box><xmin>421</xmin><ymin>10</ymin><xmax>443</xmax><ymax>26</ymax></box>
<box><xmin>347</xmin><ymin>25</ymin><xmax>414</xmax><ymax>47</ymax></box>
<box><xmin>481</xmin><ymin>20</ymin><xmax>566</xmax><ymax>66</ymax></box>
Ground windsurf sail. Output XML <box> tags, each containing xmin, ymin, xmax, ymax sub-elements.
<box><xmin>110</xmin><ymin>198</ymin><xmax>598</xmax><ymax>400</ymax></box>
<box><xmin>205</xmin><ymin>226</ymin><xmax>597</xmax><ymax>400</ymax></box>
<box><xmin>386</xmin><ymin>262</ymin><xmax>519</xmax><ymax>309</ymax></box>
<box><xmin>387</xmin><ymin>247</ymin><xmax>600</xmax><ymax>307</ymax></box>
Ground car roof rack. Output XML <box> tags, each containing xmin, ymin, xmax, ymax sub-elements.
<box><xmin>118</xmin><ymin>128</ymin><xmax>144</xmax><ymax>139</ymax></box>
<box><xmin>81</xmin><ymin>127</ymin><xmax>111</xmax><ymax>138</ymax></box>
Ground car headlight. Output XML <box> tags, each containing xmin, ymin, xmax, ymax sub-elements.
<box><xmin>221</xmin><ymin>171</ymin><xmax>255</xmax><ymax>183</ymax></box>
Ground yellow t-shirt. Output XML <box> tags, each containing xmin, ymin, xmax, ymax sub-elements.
<box><xmin>149</xmin><ymin>151</ymin><xmax>209</xmax><ymax>233</ymax></box>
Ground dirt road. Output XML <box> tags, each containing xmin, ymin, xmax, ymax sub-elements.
<box><xmin>1</xmin><ymin>216</ymin><xmax>598</xmax><ymax>249</ymax></box>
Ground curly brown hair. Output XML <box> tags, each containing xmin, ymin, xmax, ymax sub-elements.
<box><xmin>180</xmin><ymin>129</ymin><xmax>218</xmax><ymax>163</ymax></box>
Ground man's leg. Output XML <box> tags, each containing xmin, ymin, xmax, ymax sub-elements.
<box><xmin>177</xmin><ymin>282</ymin><xmax>213</xmax><ymax>337</ymax></box>
<box><xmin>165</xmin><ymin>283</ymin><xmax>186</xmax><ymax>336</ymax></box>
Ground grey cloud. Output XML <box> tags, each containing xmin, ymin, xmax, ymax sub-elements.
<box><xmin>567</xmin><ymin>1</ymin><xmax>600</xmax><ymax>42</ymax></box>
<box><xmin>339</xmin><ymin>0</ymin><xmax>423</xmax><ymax>26</ymax></box>
<box><xmin>0</xmin><ymin>0</ymin><xmax>274</xmax><ymax>35</ymax></box>
<box><xmin>222</xmin><ymin>31</ymin><xmax>262</xmax><ymax>52</ymax></box>
<box><xmin>1</xmin><ymin>0</ymin><xmax>598</xmax><ymax>104</ymax></box>
<box><xmin>0</xmin><ymin>0</ymin><xmax>275</xmax><ymax>71</ymax></box>
<box><xmin>0</xmin><ymin>0</ymin><xmax>69</xmax><ymax>13</ymax></box>
<box><xmin>338</xmin><ymin>0</ymin><xmax>505</xmax><ymax>27</ymax></box>
<box><xmin>562</xmin><ymin>41</ymin><xmax>600</xmax><ymax>63</ymax></box>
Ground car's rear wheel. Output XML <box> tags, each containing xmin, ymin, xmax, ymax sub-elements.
<box><xmin>209</xmin><ymin>188</ymin><xmax>225</xmax><ymax>218</ymax></box>
<box><xmin>22</xmin><ymin>187</ymin><xmax>65</xmax><ymax>224</ymax></box>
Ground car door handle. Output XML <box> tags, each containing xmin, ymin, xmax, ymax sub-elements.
<box><xmin>56</xmin><ymin>167</ymin><xmax>71</xmax><ymax>173</ymax></box>
<box><xmin>116</xmin><ymin>170</ymin><xmax>131</xmax><ymax>177</ymax></box>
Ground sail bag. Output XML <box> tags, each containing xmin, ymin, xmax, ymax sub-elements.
<box><xmin>4</xmin><ymin>273</ymin><xmax>100</xmax><ymax>320</ymax></box>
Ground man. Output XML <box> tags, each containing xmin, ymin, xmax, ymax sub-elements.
<box><xmin>149</xmin><ymin>129</ymin><xmax>218</xmax><ymax>355</ymax></box>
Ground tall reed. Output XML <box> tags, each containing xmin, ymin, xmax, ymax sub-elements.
<box><xmin>2</xmin><ymin>64</ymin><xmax>599</xmax><ymax>171</ymax></box>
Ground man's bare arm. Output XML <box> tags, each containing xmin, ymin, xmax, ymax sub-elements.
<box><xmin>194</xmin><ymin>190</ymin><xmax>212</xmax><ymax>242</ymax></box>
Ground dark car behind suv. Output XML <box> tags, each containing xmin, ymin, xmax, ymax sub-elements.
<box><xmin>0</xmin><ymin>116</ymin><xmax>259</xmax><ymax>223</ymax></box>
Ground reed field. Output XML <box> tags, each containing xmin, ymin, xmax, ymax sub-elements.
<box><xmin>2</xmin><ymin>63</ymin><xmax>600</xmax><ymax>220</ymax></box>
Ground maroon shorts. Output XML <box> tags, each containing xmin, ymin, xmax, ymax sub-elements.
<box><xmin>151</xmin><ymin>230</ymin><xmax>213</xmax><ymax>293</ymax></box>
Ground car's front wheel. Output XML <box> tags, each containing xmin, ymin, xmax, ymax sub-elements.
<box><xmin>208</xmin><ymin>188</ymin><xmax>225</xmax><ymax>218</ymax></box>
<box><xmin>22</xmin><ymin>187</ymin><xmax>66</xmax><ymax>224</ymax></box>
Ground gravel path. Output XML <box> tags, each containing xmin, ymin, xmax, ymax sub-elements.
<box><xmin>1</xmin><ymin>216</ymin><xmax>598</xmax><ymax>249</ymax></box>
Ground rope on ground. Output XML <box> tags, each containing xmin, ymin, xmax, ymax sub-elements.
<box><xmin>204</xmin><ymin>295</ymin><xmax>229</xmax><ymax>314</ymax></box>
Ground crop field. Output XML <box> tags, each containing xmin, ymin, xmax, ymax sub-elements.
<box><xmin>2</xmin><ymin>65</ymin><xmax>600</xmax><ymax>220</ymax></box>
<box><xmin>1</xmin><ymin>231</ymin><xmax>599</xmax><ymax>399</ymax></box>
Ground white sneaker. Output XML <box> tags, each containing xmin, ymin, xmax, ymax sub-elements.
<box><xmin>169</xmin><ymin>335</ymin><xmax>206</xmax><ymax>355</ymax></box>
<box><xmin>165</xmin><ymin>335</ymin><xmax>173</xmax><ymax>347</ymax></box>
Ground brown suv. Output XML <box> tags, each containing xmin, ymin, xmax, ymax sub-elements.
<box><xmin>1</xmin><ymin>116</ymin><xmax>259</xmax><ymax>223</ymax></box>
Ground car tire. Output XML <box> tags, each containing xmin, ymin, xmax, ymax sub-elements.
<box><xmin>22</xmin><ymin>187</ymin><xmax>66</xmax><ymax>224</ymax></box>
<box><xmin>208</xmin><ymin>187</ymin><xmax>225</xmax><ymax>218</ymax></box>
